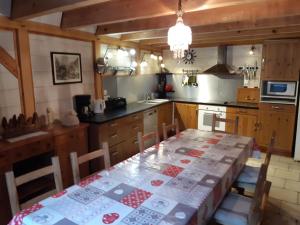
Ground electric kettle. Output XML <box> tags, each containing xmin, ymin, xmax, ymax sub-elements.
<box><xmin>93</xmin><ymin>99</ymin><xmax>106</xmax><ymax>114</ymax></box>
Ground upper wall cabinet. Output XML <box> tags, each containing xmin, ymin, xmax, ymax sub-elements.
<box><xmin>261</xmin><ymin>40</ymin><xmax>300</xmax><ymax>81</ymax></box>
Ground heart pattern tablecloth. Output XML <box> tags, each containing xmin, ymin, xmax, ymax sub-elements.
<box><xmin>9</xmin><ymin>129</ymin><xmax>253</xmax><ymax>225</ymax></box>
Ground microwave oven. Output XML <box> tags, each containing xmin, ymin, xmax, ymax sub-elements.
<box><xmin>261</xmin><ymin>81</ymin><xmax>298</xmax><ymax>104</ymax></box>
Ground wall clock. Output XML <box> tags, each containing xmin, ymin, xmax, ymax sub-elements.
<box><xmin>183</xmin><ymin>49</ymin><xmax>197</xmax><ymax>64</ymax></box>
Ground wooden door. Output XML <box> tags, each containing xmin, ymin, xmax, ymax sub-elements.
<box><xmin>157</xmin><ymin>102</ymin><xmax>173</xmax><ymax>138</ymax></box>
<box><xmin>262</xmin><ymin>40</ymin><xmax>299</xmax><ymax>81</ymax></box>
<box><xmin>257</xmin><ymin>110</ymin><xmax>276</xmax><ymax>147</ymax></box>
<box><xmin>275</xmin><ymin>112</ymin><xmax>295</xmax><ymax>152</ymax></box>
<box><xmin>174</xmin><ymin>103</ymin><xmax>198</xmax><ymax>131</ymax></box>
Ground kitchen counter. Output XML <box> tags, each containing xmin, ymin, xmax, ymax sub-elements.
<box><xmin>79</xmin><ymin>98</ymin><xmax>258</xmax><ymax>124</ymax></box>
<box><xmin>171</xmin><ymin>98</ymin><xmax>259</xmax><ymax>109</ymax></box>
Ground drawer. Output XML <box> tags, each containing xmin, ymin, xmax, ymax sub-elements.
<box><xmin>107</xmin><ymin>131</ymin><xmax>123</xmax><ymax>146</ymax></box>
<box><xmin>124</xmin><ymin>112</ymin><xmax>143</xmax><ymax>123</ymax></box>
<box><xmin>259</xmin><ymin>103</ymin><xmax>296</xmax><ymax>113</ymax></box>
<box><xmin>0</xmin><ymin>151</ymin><xmax>10</xmax><ymax>166</ymax></box>
<box><xmin>227</xmin><ymin>107</ymin><xmax>258</xmax><ymax>116</ymax></box>
<box><xmin>129</xmin><ymin>122</ymin><xmax>143</xmax><ymax>136</ymax></box>
<box><xmin>11</xmin><ymin>139</ymin><xmax>53</xmax><ymax>162</ymax></box>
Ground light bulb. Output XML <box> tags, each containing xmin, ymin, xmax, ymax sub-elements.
<box><xmin>158</xmin><ymin>56</ymin><xmax>163</xmax><ymax>61</ymax></box>
<box><xmin>150</xmin><ymin>53</ymin><xmax>155</xmax><ymax>59</ymax></box>
<box><xmin>160</xmin><ymin>63</ymin><xmax>165</xmax><ymax>68</ymax></box>
<box><xmin>107</xmin><ymin>52</ymin><xmax>113</xmax><ymax>59</ymax></box>
<box><xmin>249</xmin><ymin>46</ymin><xmax>255</xmax><ymax>55</ymax></box>
<box><xmin>131</xmin><ymin>61</ymin><xmax>138</xmax><ymax>67</ymax></box>
<box><xmin>140</xmin><ymin>61</ymin><xmax>148</xmax><ymax>67</ymax></box>
<box><xmin>117</xmin><ymin>48</ymin><xmax>123</xmax><ymax>56</ymax></box>
<box><xmin>130</xmin><ymin>49</ymin><xmax>136</xmax><ymax>56</ymax></box>
<box><xmin>123</xmin><ymin>50</ymin><xmax>129</xmax><ymax>57</ymax></box>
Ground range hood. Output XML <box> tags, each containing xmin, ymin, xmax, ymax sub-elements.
<box><xmin>203</xmin><ymin>46</ymin><xmax>242</xmax><ymax>76</ymax></box>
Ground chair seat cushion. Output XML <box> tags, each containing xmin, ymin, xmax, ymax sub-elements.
<box><xmin>214</xmin><ymin>193</ymin><xmax>252</xmax><ymax>225</ymax></box>
<box><xmin>237</xmin><ymin>165</ymin><xmax>260</xmax><ymax>184</ymax></box>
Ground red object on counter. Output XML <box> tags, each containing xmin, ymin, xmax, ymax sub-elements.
<box><xmin>165</xmin><ymin>84</ymin><xmax>173</xmax><ymax>92</ymax></box>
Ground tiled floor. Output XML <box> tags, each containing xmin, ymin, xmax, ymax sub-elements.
<box><xmin>247</xmin><ymin>153</ymin><xmax>300</xmax><ymax>225</ymax></box>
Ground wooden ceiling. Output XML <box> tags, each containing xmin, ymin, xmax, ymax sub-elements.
<box><xmin>10</xmin><ymin>0</ymin><xmax>300</xmax><ymax>49</ymax></box>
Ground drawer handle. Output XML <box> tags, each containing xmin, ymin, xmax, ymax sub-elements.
<box><xmin>134</xmin><ymin>141</ymin><xmax>138</xmax><ymax>144</ymax></box>
<box><xmin>133</xmin><ymin>115</ymin><xmax>139</xmax><ymax>119</ymax></box>
<box><xmin>272</xmin><ymin>106</ymin><xmax>281</xmax><ymax>110</ymax></box>
<box><xmin>133</xmin><ymin>126</ymin><xmax>139</xmax><ymax>130</ymax></box>
<box><xmin>110</xmin><ymin>134</ymin><xmax>118</xmax><ymax>138</ymax></box>
<box><xmin>110</xmin><ymin>123</ymin><xmax>118</xmax><ymax>127</ymax></box>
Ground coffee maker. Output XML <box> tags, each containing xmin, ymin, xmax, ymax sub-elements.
<box><xmin>73</xmin><ymin>95</ymin><xmax>93</xmax><ymax>118</ymax></box>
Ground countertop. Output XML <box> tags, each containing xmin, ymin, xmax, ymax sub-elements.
<box><xmin>79</xmin><ymin>98</ymin><xmax>258</xmax><ymax>124</ymax></box>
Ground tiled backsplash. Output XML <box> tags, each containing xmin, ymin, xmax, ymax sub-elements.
<box><xmin>0</xmin><ymin>30</ymin><xmax>22</xmax><ymax>119</ymax></box>
<box><xmin>30</xmin><ymin>34</ymin><xmax>95</xmax><ymax>120</ymax></box>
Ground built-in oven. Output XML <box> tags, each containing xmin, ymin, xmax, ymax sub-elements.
<box><xmin>197</xmin><ymin>105</ymin><xmax>227</xmax><ymax>131</ymax></box>
<box><xmin>261</xmin><ymin>80</ymin><xmax>298</xmax><ymax>104</ymax></box>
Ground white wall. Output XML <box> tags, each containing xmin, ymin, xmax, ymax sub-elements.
<box><xmin>29</xmin><ymin>34</ymin><xmax>95</xmax><ymax>120</ymax></box>
<box><xmin>0</xmin><ymin>30</ymin><xmax>22</xmax><ymax>119</ymax></box>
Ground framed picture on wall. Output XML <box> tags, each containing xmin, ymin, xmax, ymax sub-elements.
<box><xmin>50</xmin><ymin>52</ymin><xmax>82</xmax><ymax>85</ymax></box>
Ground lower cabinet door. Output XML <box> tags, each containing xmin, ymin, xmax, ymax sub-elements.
<box><xmin>109</xmin><ymin>143</ymin><xmax>125</xmax><ymax>166</ymax></box>
<box><xmin>125</xmin><ymin>137</ymin><xmax>139</xmax><ymax>158</ymax></box>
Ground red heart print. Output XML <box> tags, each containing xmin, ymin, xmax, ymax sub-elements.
<box><xmin>102</xmin><ymin>213</ymin><xmax>119</xmax><ymax>224</ymax></box>
<box><xmin>180</xmin><ymin>159</ymin><xmax>191</xmax><ymax>164</ymax></box>
<box><xmin>151</xmin><ymin>180</ymin><xmax>164</xmax><ymax>186</ymax></box>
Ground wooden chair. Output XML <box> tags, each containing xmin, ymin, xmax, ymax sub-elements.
<box><xmin>137</xmin><ymin>130</ymin><xmax>160</xmax><ymax>154</ymax></box>
<box><xmin>70</xmin><ymin>142</ymin><xmax>110</xmax><ymax>184</ymax></box>
<box><xmin>213</xmin><ymin>164</ymin><xmax>269</xmax><ymax>225</ymax></box>
<box><xmin>212</xmin><ymin>113</ymin><xmax>239</xmax><ymax>135</ymax></box>
<box><xmin>5</xmin><ymin>156</ymin><xmax>63</xmax><ymax>215</ymax></box>
<box><xmin>235</xmin><ymin>132</ymin><xmax>275</xmax><ymax>194</ymax></box>
<box><xmin>162</xmin><ymin>118</ymin><xmax>180</xmax><ymax>140</ymax></box>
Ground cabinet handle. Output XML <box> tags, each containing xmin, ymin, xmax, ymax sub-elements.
<box><xmin>133</xmin><ymin>115</ymin><xmax>139</xmax><ymax>119</ymax></box>
<box><xmin>134</xmin><ymin>141</ymin><xmax>138</xmax><ymax>144</ymax></box>
<box><xmin>271</xmin><ymin>106</ymin><xmax>281</xmax><ymax>110</ymax></box>
<box><xmin>133</xmin><ymin>126</ymin><xmax>139</xmax><ymax>130</ymax></box>
<box><xmin>110</xmin><ymin>134</ymin><xmax>118</xmax><ymax>138</ymax></box>
<box><xmin>110</xmin><ymin>123</ymin><xmax>118</xmax><ymax>127</ymax></box>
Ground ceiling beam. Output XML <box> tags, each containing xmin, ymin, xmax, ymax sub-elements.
<box><xmin>148</xmin><ymin>32</ymin><xmax>300</xmax><ymax>48</ymax></box>
<box><xmin>120</xmin><ymin>15</ymin><xmax>300</xmax><ymax>41</ymax></box>
<box><xmin>11</xmin><ymin>0</ymin><xmax>110</xmax><ymax>20</ymax></box>
<box><xmin>140</xmin><ymin>27</ymin><xmax>300</xmax><ymax>45</ymax></box>
<box><xmin>61</xmin><ymin>0</ymin><xmax>262</xmax><ymax>28</ymax></box>
<box><xmin>96</xmin><ymin>0</ymin><xmax>300</xmax><ymax>35</ymax></box>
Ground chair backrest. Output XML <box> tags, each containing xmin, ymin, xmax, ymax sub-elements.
<box><xmin>212</xmin><ymin>113</ymin><xmax>239</xmax><ymax>135</ymax></box>
<box><xmin>264</xmin><ymin>131</ymin><xmax>276</xmax><ymax>167</ymax></box>
<box><xmin>137</xmin><ymin>130</ymin><xmax>160</xmax><ymax>154</ymax></box>
<box><xmin>249</xmin><ymin>163</ymin><xmax>268</xmax><ymax>225</ymax></box>
<box><xmin>5</xmin><ymin>156</ymin><xmax>63</xmax><ymax>215</ymax></box>
<box><xmin>162</xmin><ymin>118</ymin><xmax>180</xmax><ymax>140</ymax></box>
<box><xmin>70</xmin><ymin>142</ymin><xmax>110</xmax><ymax>184</ymax></box>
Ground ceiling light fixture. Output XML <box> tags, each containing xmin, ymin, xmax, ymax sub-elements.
<box><xmin>158</xmin><ymin>56</ymin><xmax>163</xmax><ymax>61</ymax></box>
<box><xmin>168</xmin><ymin>0</ymin><xmax>192</xmax><ymax>59</ymax></box>
<box><xmin>249</xmin><ymin>46</ymin><xmax>255</xmax><ymax>55</ymax></box>
<box><xmin>130</xmin><ymin>49</ymin><xmax>136</xmax><ymax>56</ymax></box>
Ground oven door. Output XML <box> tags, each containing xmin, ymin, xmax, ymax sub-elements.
<box><xmin>198</xmin><ymin>110</ymin><xmax>226</xmax><ymax>131</ymax></box>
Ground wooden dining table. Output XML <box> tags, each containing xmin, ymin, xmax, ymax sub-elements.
<box><xmin>9</xmin><ymin>129</ymin><xmax>253</xmax><ymax>225</ymax></box>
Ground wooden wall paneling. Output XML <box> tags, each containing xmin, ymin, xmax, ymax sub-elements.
<box><xmin>0</xmin><ymin>46</ymin><xmax>19</xmax><ymax>78</ymax></box>
<box><xmin>15</xmin><ymin>29</ymin><xmax>35</xmax><ymax>117</ymax></box>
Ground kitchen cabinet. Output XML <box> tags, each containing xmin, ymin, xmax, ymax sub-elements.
<box><xmin>226</xmin><ymin>108</ymin><xmax>258</xmax><ymax>138</ymax></box>
<box><xmin>237</xmin><ymin>88</ymin><xmax>260</xmax><ymax>104</ymax></box>
<box><xmin>174</xmin><ymin>103</ymin><xmax>198</xmax><ymax>131</ymax></box>
<box><xmin>262</xmin><ymin>40</ymin><xmax>300</xmax><ymax>81</ymax></box>
<box><xmin>89</xmin><ymin>112</ymin><xmax>143</xmax><ymax>170</ymax></box>
<box><xmin>157</xmin><ymin>102</ymin><xmax>173</xmax><ymax>138</ymax></box>
<box><xmin>256</xmin><ymin>103</ymin><xmax>296</xmax><ymax>156</ymax></box>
